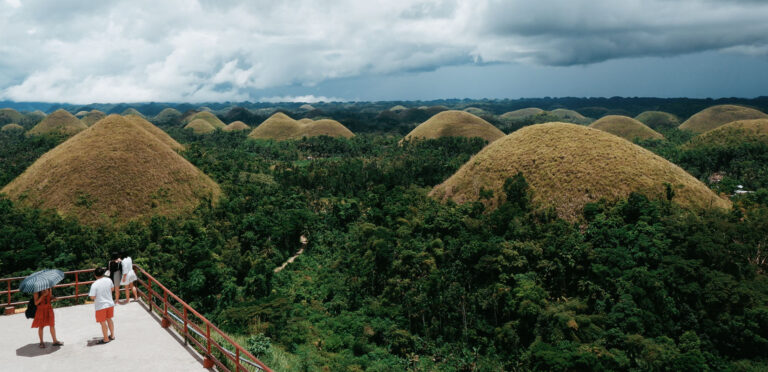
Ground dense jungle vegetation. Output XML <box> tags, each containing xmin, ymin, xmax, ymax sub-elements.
<box><xmin>1</xmin><ymin>101</ymin><xmax>768</xmax><ymax>371</ymax></box>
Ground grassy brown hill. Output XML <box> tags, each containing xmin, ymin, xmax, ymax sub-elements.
<box><xmin>248</xmin><ymin>113</ymin><xmax>354</xmax><ymax>140</ymax></box>
<box><xmin>430</xmin><ymin>122</ymin><xmax>730</xmax><ymax>221</ymax></box>
<box><xmin>463</xmin><ymin>107</ymin><xmax>487</xmax><ymax>115</ymax></box>
<box><xmin>0</xmin><ymin>108</ymin><xmax>25</xmax><ymax>125</ymax></box>
<box><xmin>81</xmin><ymin>110</ymin><xmax>106</xmax><ymax>126</ymax></box>
<box><xmin>75</xmin><ymin>111</ymin><xmax>89</xmax><ymax>117</ymax></box>
<box><xmin>551</xmin><ymin>109</ymin><xmax>590</xmax><ymax>123</ymax></box>
<box><xmin>297</xmin><ymin>118</ymin><xmax>314</xmax><ymax>124</ymax></box>
<box><xmin>635</xmin><ymin>111</ymin><xmax>680</xmax><ymax>130</ymax></box>
<box><xmin>184</xmin><ymin>111</ymin><xmax>226</xmax><ymax>129</ymax></box>
<box><xmin>120</xmin><ymin>108</ymin><xmax>145</xmax><ymax>117</ymax></box>
<box><xmin>27</xmin><ymin>109</ymin><xmax>87</xmax><ymax>136</ymax></box>
<box><xmin>390</xmin><ymin>105</ymin><xmax>407</xmax><ymax>112</ymax></box>
<box><xmin>589</xmin><ymin>115</ymin><xmax>664</xmax><ymax>141</ymax></box>
<box><xmin>1</xmin><ymin>114</ymin><xmax>221</xmax><ymax>225</ymax></box>
<box><xmin>153</xmin><ymin>108</ymin><xmax>182</xmax><ymax>126</ymax></box>
<box><xmin>1</xmin><ymin>123</ymin><xmax>24</xmax><ymax>132</ymax></box>
<box><xmin>299</xmin><ymin>104</ymin><xmax>315</xmax><ymax>111</ymax></box>
<box><xmin>302</xmin><ymin>119</ymin><xmax>355</xmax><ymax>138</ymax></box>
<box><xmin>679</xmin><ymin>105</ymin><xmax>768</xmax><ymax>133</ymax></box>
<box><xmin>124</xmin><ymin>115</ymin><xmax>184</xmax><ymax>151</ymax></box>
<box><xmin>403</xmin><ymin>110</ymin><xmax>504</xmax><ymax>143</ymax></box>
<box><xmin>223</xmin><ymin>121</ymin><xmax>250</xmax><ymax>132</ymax></box>
<box><xmin>685</xmin><ymin>119</ymin><xmax>768</xmax><ymax>149</ymax></box>
<box><xmin>500</xmin><ymin>108</ymin><xmax>544</xmax><ymax>120</ymax></box>
<box><xmin>185</xmin><ymin>119</ymin><xmax>216</xmax><ymax>134</ymax></box>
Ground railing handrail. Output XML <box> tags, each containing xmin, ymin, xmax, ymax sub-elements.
<box><xmin>134</xmin><ymin>265</ymin><xmax>272</xmax><ymax>372</ymax></box>
<box><xmin>1</xmin><ymin>268</ymin><xmax>96</xmax><ymax>308</ymax></box>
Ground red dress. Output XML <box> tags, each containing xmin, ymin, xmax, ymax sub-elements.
<box><xmin>31</xmin><ymin>293</ymin><xmax>54</xmax><ymax>328</ymax></box>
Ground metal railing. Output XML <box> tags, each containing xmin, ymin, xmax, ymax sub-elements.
<box><xmin>1</xmin><ymin>267</ymin><xmax>272</xmax><ymax>372</ymax></box>
<box><xmin>1</xmin><ymin>268</ymin><xmax>96</xmax><ymax>310</ymax></box>
<box><xmin>133</xmin><ymin>265</ymin><xmax>272</xmax><ymax>372</ymax></box>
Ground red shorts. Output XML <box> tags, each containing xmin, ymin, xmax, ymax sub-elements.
<box><xmin>95</xmin><ymin>306</ymin><xmax>114</xmax><ymax>323</ymax></box>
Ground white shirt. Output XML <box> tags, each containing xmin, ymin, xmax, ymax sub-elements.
<box><xmin>121</xmin><ymin>257</ymin><xmax>133</xmax><ymax>274</ymax></box>
<box><xmin>89</xmin><ymin>277</ymin><xmax>115</xmax><ymax>311</ymax></box>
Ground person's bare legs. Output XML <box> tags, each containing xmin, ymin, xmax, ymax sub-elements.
<box><xmin>99</xmin><ymin>321</ymin><xmax>109</xmax><ymax>342</ymax></box>
<box><xmin>114</xmin><ymin>284</ymin><xmax>120</xmax><ymax>302</ymax></box>
<box><xmin>124</xmin><ymin>285</ymin><xmax>130</xmax><ymax>303</ymax></box>
<box><xmin>50</xmin><ymin>325</ymin><xmax>60</xmax><ymax>344</ymax></box>
<box><xmin>37</xmin><ymin>327</ymin><xmax>44</xmax><ymax>346</ymax></box>
<box><xmin>107</xmin><ymin>318</ymin><xmax>115</xmax><ymax>339</ymax></box>
<box><xmin>131</xmin><ymin>283</ymin><xmax>138</xmax><ymax>302</ymax></box>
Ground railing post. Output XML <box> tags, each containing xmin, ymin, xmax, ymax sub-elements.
<box><xmin>236</xmin><ymin>347</ymin><xmax>241</xmax><ymax>372</ymax></box>
<box><xmin>183</xmin><ymin>307</ymin><xmax>188</xmax><ymax>346</ymax></box>
<box><xmin>203</xmin><ymin>324</ymin><xmax>214</xmax><ymax>368</ymax></box>
<box><xmin>161</xmin><ymin>290</ymin><xmax>170</xmax><ymax>328</ymax></box>
<box><xmin>6</xmin><ymin>281</ymin><xmax>10</xmax><ymax>307</ymax></box>
<box><xmin>74</xmin><ymin>272</ymin><xmax>79</xmax><ymax>302</ymax></box>
<box><xmin>148</xmin><ymin>278</ymin><xmax>153</xmax><ymax>313</ymax></box>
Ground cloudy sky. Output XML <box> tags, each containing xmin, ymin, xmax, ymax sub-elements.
<box><xmin>1</xmin><ymin>0</ymin><xmax>767</xmax><ymax>103</ymax></box>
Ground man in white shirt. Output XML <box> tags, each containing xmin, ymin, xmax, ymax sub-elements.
<box><xmin>89</xmin><ymin>267</ymin><xmax>116</xmax><ymax>344</ymax></box>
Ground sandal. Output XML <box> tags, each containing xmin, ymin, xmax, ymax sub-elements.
<box><xmin>52</xmin><ymin>341</ymin><xmax>64</xmax><ymax>347</ymax></box>
<box><xmin>109</xmin><ymin>336</ymin><xmax>114</xmax><ymax>340</ymax></box>
<box><xmin>97</xmin><ymin>339</ymin><xmax>110</xmax><ymax>345</ymax></box>
<box><xmin>39</xmin><ymin>342</ymin><xmax>46</xmax><ymax>348</ymax></box>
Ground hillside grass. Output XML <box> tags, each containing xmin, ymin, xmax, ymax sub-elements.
<box><xmin>185</xmin><ymin>111</ymin><xmax>226</xmax><ymax>129</ymax></box>
<box><xmin>185</xmin><ymin>119</ymin><xmax>216</xmax><ymax>134</ymax></box>
<box><xmin>1</xmin><ymin>123</ymin><xmax>24</xmax><ymax>132</ymax></box>
<box><xmin>223</xmin><ymin>121</ymin><xmax>251</xmax><ymax>132</ymax></box>
<box><xmin>589</xmin><ymin>115</ymin><xmax>664</xmax><ymax>141</ymax></box>
<box><xmin>248</xmin><ymin>113</ymin><xmax>355</xmax><ymax>140</ymax></box>
<box><xmin>431</xmin><ymin>122</ymin><xmax>730</xmax><ymax>220</ymax></box>
<box><xmin>81</xmin><ymin>110</ymin><xmax>106</xmax><ymax>127</ymax></box>
<box><xmin>1</xmin><ymin>114</ymin><xmax>220</xmax><ymax>225</ymax></box>
<box><xmin>27</xmin><ymin>109</ymin><xmax>87</xmax><ymax>136</ymax></box>
<box><xmin>500</xmin><ymin>107</ymin><xmax>544</xmax><ymax>120</ymax></box>
<box><xmin>684</xmin><ymin>118</ymin><xmax>768</xmax><ymax>149</ymax></box>
<box><xmin>635</xmin><ymin>111</ymin><xmax>680</xmax><ymax>130</ymax></box>
<box><xmin>679</xmin><ymin>105</ymin><xmax>768</xmax><ymax>133</ymax></box>
<box><xmin>404</xmin><ymin>110</ymin><xmax>504</xmax><ymax>143</ymax></box>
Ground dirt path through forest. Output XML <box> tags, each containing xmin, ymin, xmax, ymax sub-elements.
<box><xmin>274</xmin><ymin>235</ymin><xmax>308</xmax><ymax>273</ymax></box>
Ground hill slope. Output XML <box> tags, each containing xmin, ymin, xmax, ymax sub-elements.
<box><xmin>685</xmin><ymin>119</ymin><xmax>768</xmax><ymax>149</ymax></box>
<box><xmin>589</xmin><ymin>115</ymin><xmax>664</xmax><ymax>141</ymax></box>
<box><xmin>1</xmin><ymin>123</ymin><xmax>24</xmax><ymax>132</ymax></box>
<box><xmin>430</xmin><ymin>122</ymin><xmax>729</xmax><ymax>220</ymax></box>
<box><xmin>223</xmin><ymin>121</ymin><xmax>250</xmax><ymax>132</ymax></box>
<box><xmin>248</xmin><ymin>113</ymin><xmax>355</xmax><ymax>140</ymax></box>
<box><xmin>27</xmin><ymin>109</ymin><xmax>87</xmax><ymax>136</ymax></box>
<box><xmin>81</xmin><ymin>110</ymin><xmax>106</xmax><ymax>127</ymax></box>
<box><xmin>185</xmin><ymin>119</ymin><xmax>216</xmax><ymax>134</ymax></box>
<box><xmin>500</xmin><ymin>108</ymin><xmax>544</xmax><ymax>120</ymax></box>
<box><xmin>185</xmin><ymin>111</ymin><xmax>226</xmax><ymax>129</ymax></box>
<box><xmin>1</xmin><ymin>114</ymin><xmax>220</xmax><ymax>224</ymax></box>
<box><xmin>679</xmin><ymin>105</ymin><xmax>768</xmax><ymax>133</ymax></box>
<box><xmin>0</xmin><ymin>108</ymin><xmax>24</xmax><ymax>125</ymax></box>
<box><xmin>404</xmin><ymin>110</ymin><xmax>504</xmax><ymax>143</ymax></box>
<box><xmin>635</xmin><ymin>111</ymin><xmax>680</xmax><ymax>130</ymax></box>
<box><xmin>124</xmin><ymin>115</ymin><xmax>184</xmax><ymax>151</ymax></box>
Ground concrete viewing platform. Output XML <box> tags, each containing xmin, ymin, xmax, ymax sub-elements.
<box><xmin>0</xmin><ymin>301</ymin><xmax>206</xmax><ymax>372</ymax></box>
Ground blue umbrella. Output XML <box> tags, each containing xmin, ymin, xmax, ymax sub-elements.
<box><xmin>19</xmin><ymin>269</ymin><xmax>65</xmax><ymax>294</ymax></box>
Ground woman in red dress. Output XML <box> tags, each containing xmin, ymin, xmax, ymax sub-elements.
<box><xmin>31</xmin><ymin>288</ymin><xmax>63</xmax><ymax>348</ymax></box>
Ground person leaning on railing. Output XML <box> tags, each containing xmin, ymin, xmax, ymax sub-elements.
<box><xmin>31</xmin><ymin>288</ymin><xmax>63</xmax><ymax>348</ymax></box>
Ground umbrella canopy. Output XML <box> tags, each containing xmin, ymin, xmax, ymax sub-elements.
<box><xmin>19</xmin><ymin>269</ymin><xmax>65</xmax><ymax>293</ymax></box>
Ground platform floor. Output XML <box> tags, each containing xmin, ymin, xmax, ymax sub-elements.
<box><xmin>0</xmin><ymin>301</ymin><xmax>206</xmax><ymax>371</ymax></box>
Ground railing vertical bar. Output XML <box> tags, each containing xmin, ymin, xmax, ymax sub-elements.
<box><xmin>6</xmin><ymin>281</ymin><xmax>10</xmax><ymax>307</ymax></box>
<box><xmin>74</xmin><ymin>272</ymin><xmax>79</xmax><ymax>302</ymax></box>
<box><xmin>183</xmin><ymin>307</ymin><xmax>188</xmax><ymax>346</ymax></box>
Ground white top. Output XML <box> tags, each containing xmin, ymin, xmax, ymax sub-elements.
<box><xmin>121</xmin><ymin>256</ymin><xmax>133</xmax><ymax>274</ymax></box>
<box><xmin>88</xmin><ymin>277</ymin><xmax>115</xmax><ymax>311</ymax></box>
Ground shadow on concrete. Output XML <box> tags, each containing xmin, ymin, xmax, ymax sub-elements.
<box><xmin>86</xmin><ymin>337</ymin><xmax>112</xmax><ymax>347</ymax></box>
<box><xmin>15</xmin><ymin>343</ymin><xmax>62</xmax><ymax>357</ymax></box>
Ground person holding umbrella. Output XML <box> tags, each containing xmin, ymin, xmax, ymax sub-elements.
<box><xmin>20</xmin><ymin>269</ymin><xmax>65</xmax><ymax>348</ymax></box>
